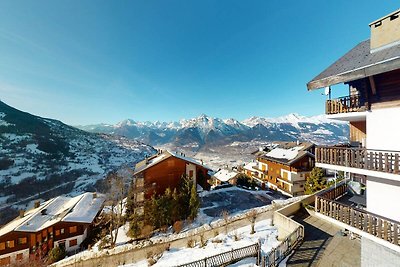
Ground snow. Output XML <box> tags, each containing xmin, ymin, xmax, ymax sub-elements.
<box><xmin>63</xmin><ymin>193</ymin><xmax>105</xmax><ymax>223</ymax></box>
<box><xmin>26</xmin><ymin>144</ymin><xmax>47</xmax><ymax>154</ymax></box>
<box><xmin>0</xmin><ymin>193</ymin><xmax>104</xmax><ymax>235</ymax></box>
<box><xmin>265</xmin><ymin>146</ymin><xmax>304</xmax><ymax>160</ymax></box>
<box><xmin>213</xmin><ymin>169</ymin><xmax>239</xmax><ymax>182</ymax></box>
<box><xmin>243</xmin><ymin>162</ymin><xmax>257</xmax><ymax>171</ymax></box>
<box><xmin>121</xmin><ymin>219</ymin><xmax>278</xmax><ymax>267</ymax></box>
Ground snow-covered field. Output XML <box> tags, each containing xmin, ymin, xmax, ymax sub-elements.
<box><xmin>121</xmin><ymin>219</ymin><xmax>279</xmax><ymax>267</ymax></box>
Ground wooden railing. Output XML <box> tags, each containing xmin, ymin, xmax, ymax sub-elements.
<box><xmin>326</xmin><ymin>94</ymin><xmax>365</xmax><ymax>115</ymax></box>
<box><xmin>316</xmin><ymin>147</ymin><xmax>400</xmax><ymax>174</ymax></box>
<box><xmin>315</xmin><ymin>186</ymin><xmax>400</xmax><ymax>247</ymax></box>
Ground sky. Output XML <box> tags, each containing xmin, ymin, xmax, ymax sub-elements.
<box><xmin>0</xmin><ymin>1</ymin><xmax>398</xmax><ymax>125</ymax></box>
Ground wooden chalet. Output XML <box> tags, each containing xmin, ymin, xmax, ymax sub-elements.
<box><xmin>133</xmin><ymin>150</ymin><xmax>212</xmax><ymax>200</ymax></box>
<box><xmin>0</xmin><ymin>192</ymin><xmax>104</xmax><ymax>266</ymax></box>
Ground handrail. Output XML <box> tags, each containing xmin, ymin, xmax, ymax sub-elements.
<box><xmin>316</xmin><ymin>147</ymin><xmax>400</xmax><ymax>174</ymax></box>
<box><xmin>325</xmin><ymin>94</ymin><xmax>366</xmax><ymax>115</ymax></box>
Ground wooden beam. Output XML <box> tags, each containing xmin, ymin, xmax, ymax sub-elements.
<box><xmin>369</xmin><ymin>76</ymin><xmax>377</xmax><ymax>95</ymax></box>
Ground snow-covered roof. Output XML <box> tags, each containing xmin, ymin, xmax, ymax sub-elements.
<box><xmin>134</xmin><ymin>150</ymin><xmax>213</xmax><ymax>175</ymax></box>
<box><xmin>266</xmin><ymin>146</ymin><xmax>304</xmax><ymax>161</ymax></box>
<box><xmin>260</xmin><ymin>143</ymin><xmax>314</xmax><ymax>165</ymax></box>
<box><xmin>0</xmin><ymin>192</ymin><xmax>105</xmax><ymax>236</ymax></box>
<box><xmin>243</xmin><ymin>162</ymin><xmax>257</xmax><ymax>172</ymax></box>
<box><xmin>213</xmin><ymin>169</ymin><xmax>239</xmax><ymax>182</ymax></box>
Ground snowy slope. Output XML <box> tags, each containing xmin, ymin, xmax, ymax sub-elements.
<box><xmin>0</xmin><ymin>101</ymin><xmax>156</xmax><ymax>209</ymax></box>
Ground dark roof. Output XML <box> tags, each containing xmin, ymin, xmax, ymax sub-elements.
<box><xmin>307</xmin><ymin>39</ymin><xmax>400</xmax><ymax>90</ymax></box>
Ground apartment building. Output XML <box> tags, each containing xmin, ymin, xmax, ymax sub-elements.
<box><xmin>307</xmin><ymin>9</ymin><xmax>400</xmax><ymax>266</ymax></box>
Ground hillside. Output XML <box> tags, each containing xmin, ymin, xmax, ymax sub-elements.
<box><xmin>0</xmin><ymin>101</ymin><xmax>156</xmax><ymax>216</ymax></box>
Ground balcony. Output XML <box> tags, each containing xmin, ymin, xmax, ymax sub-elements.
<box><xmin>316</xmin><ymin>147</ymin><xmax>400</xmax><ymax>178</ymax></box>
<box><xmin>326</xmin><ymin>94</ymin><xmax>366</xmax><ymax>115</ymax></box>
<box><xmin>315</xmin><ymin>183</ymin><xmax>400</xmax><ymax>249</ymax></box>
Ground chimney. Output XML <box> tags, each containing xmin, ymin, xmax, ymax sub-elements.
<box><xmin>369</xmin><ymin>9</ymin><xmax>400</xmax><ymax>52</ymax></box>
<box><xmin>34</xmin><ymin>200</ymin><xmax>40</xmax><ymax>209</ymax></box>
<box><xmin>296</xmin><ymin>140</ymin><xmax>300</xmax><ymax>146</ymax></box>
<box><xmin>92</xmin><ymin>192</ymin><xmax>97</xmax><ymax>199</ymax></box>
<box><xmin>19</xmin><ymin>210</ymin><xmax>25</xmax><ymax>218</ymax></box>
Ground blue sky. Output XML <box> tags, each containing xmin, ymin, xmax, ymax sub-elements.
<box><xmin>0</xmin><ymin>1</ymin><xmax>398</xmax><ymax>125</ymax></box>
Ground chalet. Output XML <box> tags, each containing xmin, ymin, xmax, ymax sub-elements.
<box><xmin>0</xmin><ymin>192</ymin><xmax>104</xmax><ymax>266</ymax></box>
<box><xmin>308</xmin><ymin>9</ymin><xmax>400</xmax><ymax>265</ymax></box>
<box><xmin>256</xmin><ymin>142</ymin><xmax>315</xmax><ymax>197</ymax></box>
<box><xmin>133</xmin><ymin>150</ymin><xmax>212</xmax><ymax>200</ymax></box>
<box><xmin>211</xmin><ymin>169</ymin><xmax>240</xmax><ymax>186</ymax></box>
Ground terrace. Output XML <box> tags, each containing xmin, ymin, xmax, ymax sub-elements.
<box><xmin>314</xmin><ymin>182</ymin><xmax>400</xmax><ymax>251</ymax></box>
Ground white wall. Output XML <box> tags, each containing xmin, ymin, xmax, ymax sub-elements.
<box><xmin>367</xmin><ymin>107</ymin><xmax>400</xmax><ymax>151</ymax></box>
<box><xmin>367</xmin><ymin>176</ymin><xmax>400</xmax><ymax>222</ymax></box>
<box><xmin>54</xmin><ymin>228</ymin><xmax>88</xmax><ymax>253</ymax></box>
<box><xmin>0</xmin><ymin>248</ymin><xmax>29</xmax><ymax>265</ymax></box>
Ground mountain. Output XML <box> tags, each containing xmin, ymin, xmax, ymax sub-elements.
<box><xmin>77</xmin><ymin>113</ymin><xmax>349</xmax><ymax>150</ymax></box>
<box><xmin>0</xmin><ymin>101</ymin><xmax>156</xmax><ymax>215</ymax></box>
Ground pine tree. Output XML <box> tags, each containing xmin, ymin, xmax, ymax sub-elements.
<box><xmin>189</xmin><ymin>184</ymin><xmax>200</xmax><ymax>220</ymax></box>
<box><xmin>305</xmin><ymin>167</ymin><xmax>326</xmax><ymax>194</ymax></box>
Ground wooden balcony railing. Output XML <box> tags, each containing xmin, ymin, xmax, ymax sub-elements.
<box><xmin>316</xmin><ymin>147</ymin><xmax>400</xmax><ymax>174</ymax></box>
<box><xmin>326</xmin><ymin>94</ymin><xmax>366</xmax><ymax>115</ymax></box>
<box><xmin>315</xmin><ymin>184</ymin><xmax>400</xmax><ymax>247</ymax></box>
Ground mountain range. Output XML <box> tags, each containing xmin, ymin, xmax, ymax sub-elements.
<box><xmin>77</xmin><ymin>113</ymin><xmax>349</xmax><ymax>150</ymax></box>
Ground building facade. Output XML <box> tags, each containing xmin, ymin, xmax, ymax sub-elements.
<box><xmin>308</xmin><ymin>9</ymin><xmax>400</xmax><ymax>266</ymax></box>
<box><xmin>0</xmin><ymin>193</ymin><xmax>104</xmax><ymax>266</ymax></box>
<box><xmin>133</xmin><ymin>150</ymin><xmax>212</xmax><ymax>199</ymax></box>
<box><xmin>256</xmin><ymin>142</ymin><xmax>315</xmax><ymax>197</ymax></box>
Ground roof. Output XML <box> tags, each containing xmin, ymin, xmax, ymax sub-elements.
<box><xmin>307</xmin><ymin>39</ymin><xmax>400</xmax><ymax>90</ymax></box>
<box><xmin>0</xmin><ymin>192</ymin><xmax>105</xmax><ymax>237</ymax></box>
<box><xmin>243</xmin><ymin>162</ymin><xmax>257</xmax><ymax>172</ymax></box>
<box><xmin>259</xmin><ymin>142</ymin><xmax>314</xmax><ymax>166</ymax></box>
<box><xmin>134</xmin><ymin>150</ymin><xmax>213</xmax><ymax>175</ymax></box>
<box><xmin>213</xmin><ymin>169</ymin><xmax>239</xmax><ymax>182</ymax></box>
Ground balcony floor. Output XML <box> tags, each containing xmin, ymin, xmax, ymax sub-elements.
<box><xmin>287</xmin><ymin>208</ymin><xmax>361</xmax><ymax>267</ymax></box>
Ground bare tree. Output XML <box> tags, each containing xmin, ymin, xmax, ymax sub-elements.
<box><xmin>247</xmin><ymin>209</ymin><xmax>258</xmax><ymax>234</ymax></box>
<box><xmin>106</xmin><ymin>171</ymin><xmax>128</xmax><ymax>248</ymax></box>
<box><xmin>221</xmin><ymin>210</ymin><xmax>229</xmax><ymax>234</ymax></box>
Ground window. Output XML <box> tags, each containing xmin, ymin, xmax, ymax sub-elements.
<box><xmin>5</xmin><ymin>241</ymin><xmax>12</xmax><ymax>248</ymax></box>
<box><xmin>17</xmin><ymin>237</ymin><xmax>27</xmax><ymax>245</ymax></box>
<box><xmin>55</xmin><ymin>230</ymin><xmax>60</xmax><ymax>236</ymax></box>
<box><xmin>69</xmin><ymin>239</ymin><xmax>77</xmax><ymax>247</ymax></box>
<box><xmin>0</xmin><ymin>257</ymin><xmax>10</xmax><ymax>266</ymax></box>
<box><xmin>60</xmin><ymin>228</ymin><xmax>65</xmax><ymax>234</ymax></box>
<box><xmin>300</xmin><ymin>184</ymin><xmax>304</xmax><ymax>188</ymax></box>
<box><xmin>69</xmin><ymin>226</ymin><xmax>77</xmax><ymax>234</ymax></box>
<box><xmin>16</xmin><ymin>253</ymin><xmax>23</xmax><ymax>261</ymax></box>
<box><xmin>189</xmin><ymin>170</ymin><xmax>194</xmax><ymax>178</ymax></box>
<box><xmin>0</xmin><ymin>242</ymin><xmax>5</xmax><ymax>250</ymax></box>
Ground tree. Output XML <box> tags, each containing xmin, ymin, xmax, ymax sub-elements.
<box><xmin>246</xmin><ymin>209</ymin><xmax>258</xmax><ymax>234</ymax></box>
<box><xmin>105</xmin><ymin>171</ymin><xmax>128</xmax><ymax>248</ymax></box>
<box><xmin>189</xmin><ymin>183</ymin><xmax>200</xmax><ymax>220</ymax></box>
<box><xmin>305</xmin><ymin>167</ymin><xmax>326</xmax><ymax>194</ymax></box>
